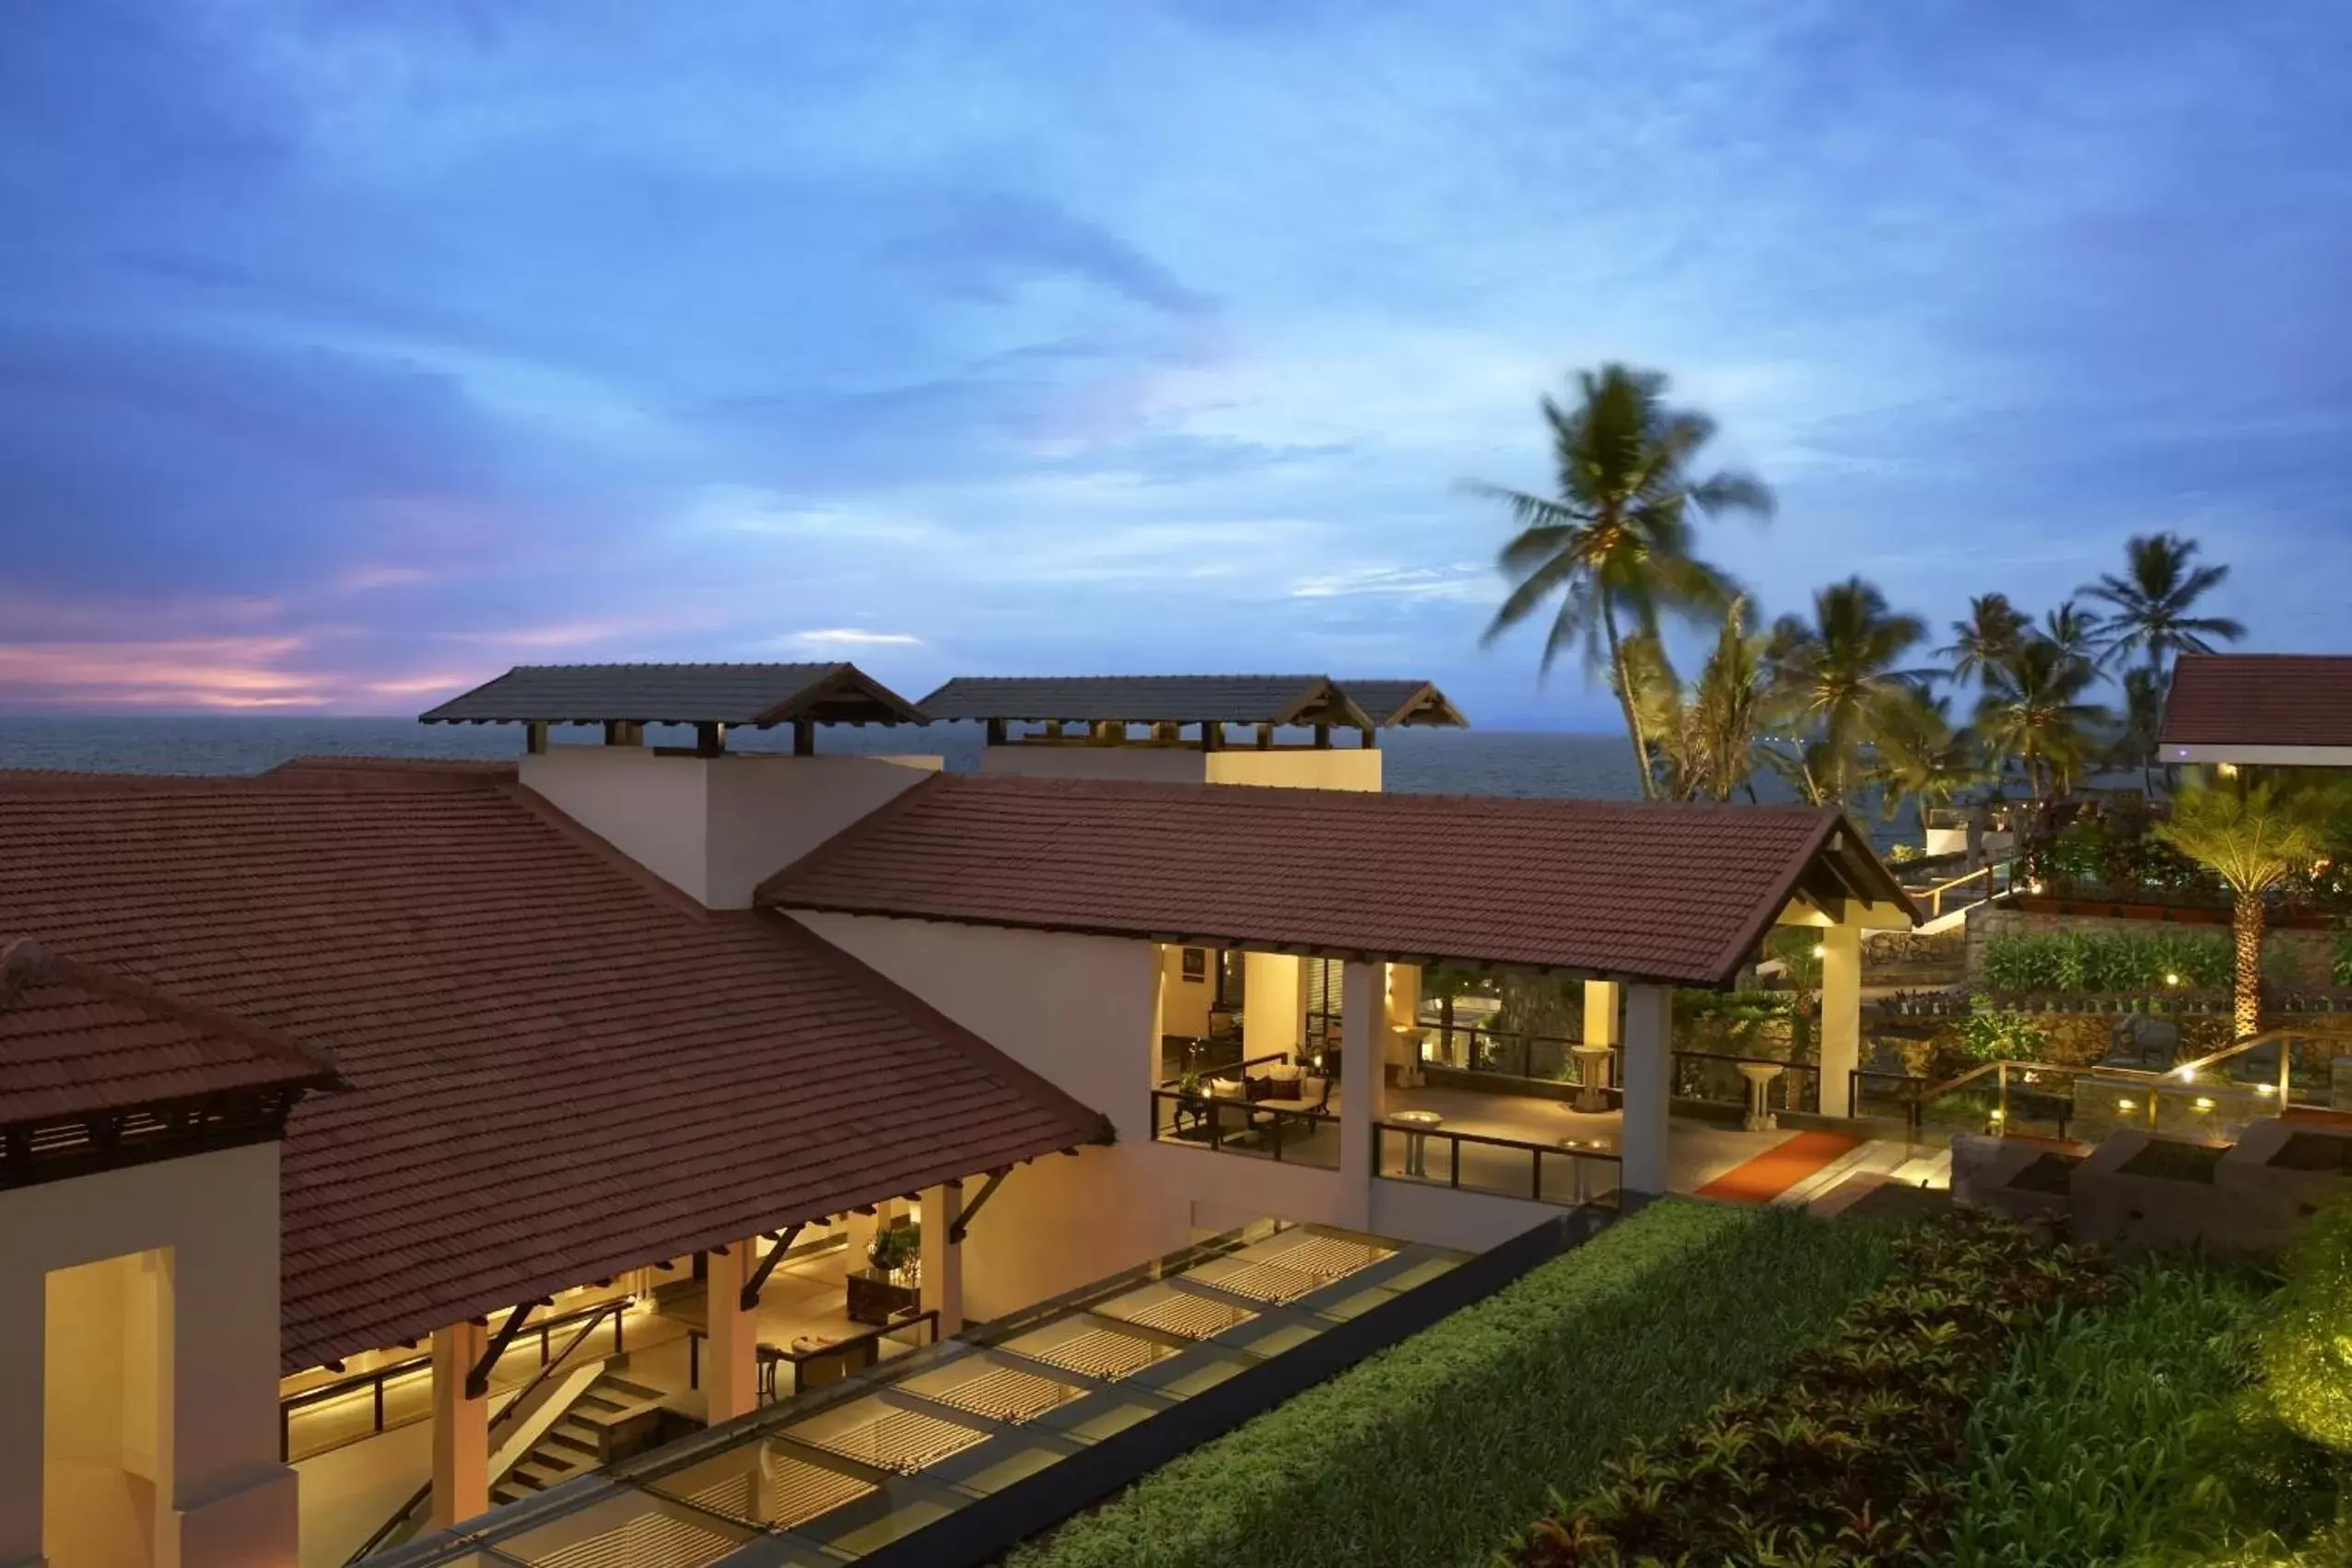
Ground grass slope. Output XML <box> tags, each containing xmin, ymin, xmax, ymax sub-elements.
<box><xmin>1009</xmin><ymin>1200</ymin><xmax>1893</xmax><ymax>1568</ymax></box>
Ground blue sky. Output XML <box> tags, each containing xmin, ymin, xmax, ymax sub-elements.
<box><xmin>4</xmin><ymin>1</ymin><xmax>2349</xmax><ymax>725</ymax></box>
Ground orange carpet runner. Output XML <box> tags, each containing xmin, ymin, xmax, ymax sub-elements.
<box><xmin>1696</xmin><ymin>1129</ymin><xmax>1865</xmax><ymax>1204</ymax></box>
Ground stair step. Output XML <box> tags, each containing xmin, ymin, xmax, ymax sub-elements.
<box><xmin>600</xmin><ymin>1375</ymin><xmax>665</xmax><ymax>1402</ymax></box>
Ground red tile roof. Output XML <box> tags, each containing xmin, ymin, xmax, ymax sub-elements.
<box><xmin>0</xmin><ymin>772</ymin><xmax>1106</xmax><ymax>1372</ymax></box>
<box><xmin>761</xmin><ymin>775</ymin><xmax>1908</xmax><ymax>986</ymax></box>
<box><xmin>0</xmin><ymin>937</ymin><xmax>339</xmax><ymax>1126</ymax></box>
<box><xmin>2160</xmin><ymin>654</ymin><xmax>2352</xmax><ymax>749</ymax></box>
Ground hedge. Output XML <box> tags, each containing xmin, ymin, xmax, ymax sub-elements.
<box><xmin>1980</xmin><ymin>930</ymin><xmax>2232</xmax><ymax>993</ymax></box>
<box><xmin>1007</xmin><ymin>1200</ymin><xmax>1893</xmax><ymax>1568</ymax></box>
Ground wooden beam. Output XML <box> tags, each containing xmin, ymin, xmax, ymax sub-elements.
<box><xmin>1358</xmin><ymin>726</ymin><xmax>1377</xmax><ymax>750</ymax></box>
<box><xmin>1256</xmin><ymin>722</ymin><xmax>1273</xmax><ymax>750</ymax></box>
<box><xmin>695</xmin><ymin>721</ymin><xmax>726</xmax><ymax>757</ymax></box>
<box><xmin>985</xmin><ymin>718</ymin><xmax>1006</xmax><ymax>746</ymax></box>
<box><xmin>525</xmin><ymin>721</ymin><xmax>548</xmax><ymax>755</ymax></box>
<box><xmin>792</xmin><ymin>718</ymin><xmax>815</xmax><ymax>756</ymax></box>
<box><xmin>739</xmin><ymin>1223</ymin><xmax>806</xmax><ymax>1312</ymax></box>
<box><xmin>465</xmin><ymin>1299</ymin><xmax>550</xmax><ymax>1398</ymax></box>
<box><xmin>947</xmin><ymin>1169</ymin><xmax>1010</xmax><ymax>1245</ymax></box>
<box><xmin>1313</xmin><ymin>723</ymin><xmax>1332</xmax><ymax>749</ymax></box>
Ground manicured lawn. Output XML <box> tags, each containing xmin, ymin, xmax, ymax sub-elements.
<box><xmin>1008</xmin><ymin>1200</ymin><xmax>1894</xmax><ymax>1568</ymax></box>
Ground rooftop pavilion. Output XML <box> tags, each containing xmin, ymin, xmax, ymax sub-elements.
<box><xmin>421</xmin><ymin>661</ymin><xmax>930</xmax><ymax>756</ymax></box>
<box><xmin>916</xmin><ymin>674</ymin><xmax>1465</xmax><ymax>752</ymax></box>
<box><xmin>2160</xmin><ymin>653</ymin><xmax>2352</xmax><ymax>768</ymax></box>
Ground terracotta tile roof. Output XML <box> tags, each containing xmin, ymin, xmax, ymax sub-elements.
<box><xmin>0</xmin><ymin>771</ymin><xmax>1106</xmax><ymax>1371</ymax></box>
<box><xmin>1336</xmin><ymin>679</ymin><xmax>1469</xmax><ymax>728</ymax></box>
<box><xmin>917</xmin><ymin>675</ymin><xmax>1374</xmax><ymax>729</ymax></box>
<box><xmin>762</xmin><ymin>775</ymin><xmax>1909</xmax><ymax>986</ymax></box>
<box><xmin>420</xmin><ymin>661</ymin><xmax>928</xmax><ymax>727</ymax></box>
<box><xmin>2160</xmin><ymin>654</ymin><xmax>2352</xmax><ymax>749</ymax></box>
<box><xmin>0</xmin><ymin>937</ymin><xmax>339</xmax><ymax>1126</ymax></box>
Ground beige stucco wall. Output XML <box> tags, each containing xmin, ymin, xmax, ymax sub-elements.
<box><xmin>0</xmin><ymin>1141</ymin><xmax>294</xmax><ymax>1568</ymax></box>
<box><xmin>1156</xmin><ymin>944</ymin><xmax>1214</xmax><ymax>1038</ymax></box>
<box><xmin>519</xmin><ymin>746</ymin><xmax>941</xmax><ymax>908</ymax></box>
<box><xmin>1206</xmin><ymin>748</ymin><xmax>1381</xmax><ymax>791</ymax></box>
<box><xmin>789</xmin><ymin>912</ymin><xmax>1363</xmax><ymax>1318</ymax></box>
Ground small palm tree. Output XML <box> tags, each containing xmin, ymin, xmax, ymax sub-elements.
<box><xmin>1937</xmin><ymin>593</ymin><xmax>2031</xmax><ymax>687</ymax></box>
<box><xmin>2157</xmin><ymin>780</ymin><xmax>2341</xmax><ymax>1039</ymax></box>
<box><xmin>1973</xmin><ymin>638</ymin><xmax>2109</xmax><ymax>800</ymax></box>
<box><xmin>1621</xmin><ymin>597</ymin><xmax>1780</xmax><ymax>802</ymax></box>
<box><xmin>2085</xmin><ymin>532</ymin><xmax>2246</xmax><ymax>673</ymax></box>
<box><xmin>1767</xmin><ymin>577</ymin><xmax>1934</xmax><ymax>808</ymax></box>
<box><xmin>1474</xmin><ymin>365</ymin><xmax>1773</xmax><ymax>800</ymax></box>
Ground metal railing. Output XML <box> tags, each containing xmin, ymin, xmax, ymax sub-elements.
<box><xmin>283</xmin><ymin>1295</ymin><xmax>632</xmax><ymax>1465</ymax></box>
<box><xmin>1907</xmin><ymin>859</ymin><xmax>2016</xmax><ymax>922</ymax></box>
<box><xmin>1671</xmin><ymin>1048</ymin><xmax>1822</xmax><ymax>1115</ymax></box>
<box><xmin>345</xmin><ymin>1299</ymin><xmax>632</xmax><ymax>1562</ymax></box>
<box><xmin>1861</xmin><ymin>1026</ymin><xmax>2336</xmax><ymax>1153</ymax></box>
<box><xmin>1373</xmin><ymin>1119</ymin><xmax>1621</xmax><ymax>1208</ymax></box>
<box><xmin>1151</xmin><ymin>1088</ymin><xmax>1340</xmax><ymax>1169</ymax></box>
<box><xmin>763</xmin><ymin>1309</ymin><xmax>941</xmax><ymax>1401</ymax></box>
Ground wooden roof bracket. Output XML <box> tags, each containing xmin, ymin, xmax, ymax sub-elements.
<box><xmin>947</xmin><ymin>1168</ymin><xmax>1011</xmax><ymax>1246</ymax></box>
<box><xmin>739</xmin><ymin>1223</ymin><xmax>807</xmax><ymax>1313</ymax></box>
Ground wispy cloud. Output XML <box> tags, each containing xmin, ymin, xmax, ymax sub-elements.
<box><xmin>1290</xmin><ymin>565</ymin><xmax>1500</xmax><ymax>604</ymax></box>
<box><xmin>0</xmin><ymin>638</ymin><xmax>330</xmax><ymax>708</ymax></box>
<box><xmin>785</xmin><ymin>628</ymin><xmax>924</xmax><ymax>648</ymax></box>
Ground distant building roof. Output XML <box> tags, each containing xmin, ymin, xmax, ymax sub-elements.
<box><xmin>918</xmin><ymin>675</ymin><xmax>1373</xmax><ymax>729</ymax></box>
<box><xmin>0</xmin><ymin>769</ymin><xmax>1106</xmax><ymax>1371</ymax></box>
<box><xmin>1336</xmin><ymin>680</ymin><xmax>1469</xmax><ymax>728</ymax></box>
<box><xmin>2160</xmin><ymin>654</ymin><xmax>2352</xmax><ymax>755</ymax></box>
<box><xmin>421</xmin><ymin>662</ymin><xmax>928</xmax><ymax>728</ymax></box>
<box><xmin>763</xmin><ymin>774</ymin><xmax>1911</xmax><ymax>986</ymax></box>
<box><xmin>0</xmin><ymin>936</ymin><xmax>340</xmax><ymax>1129</ymax></box>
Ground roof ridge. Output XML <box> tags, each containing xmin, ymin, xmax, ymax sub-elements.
<box><xmin>1</xmin><ymin>935</ymin><xmax>343</xmax><ymax>1085</ymax></box>
<box><xmin>497</xmin><ymin>781</ymin><xmax>719</xmax><ymax>919</ymax></box>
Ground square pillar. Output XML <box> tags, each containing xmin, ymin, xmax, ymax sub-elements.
<box><xmin>704</xmin><ymin>1241</ymin><xmax>760</xmax><ymax>1424</ymax></box>
<box><xmin>1819</xmin><ymin>924</ymin><xmax>1862</xmax><ymax>1118</ymax></box>
<box><xmin>0</xmin><ymin>1269</ymin><xmax>41</xmax><ymax>1568</ymax></box>
<box><xmin>429</xmin><ymin>1322</ymin><xmax>489</xmax><ymax>1530</ymax></box>
<box><xmin>1241</xmin><ymin>953</ymin><xmax>1301</xmax><ymax>1062</ymax></box>
<box><xmin>1621</xmin><ymin>984</ymin><xmax>1673</xmax><ymax>1197</ymax></box>
<box><xmin>919</xmin><ymin>1183</ymin><xmax>965</xmax><ymax>1337</ymax></box>
<box><xmin>1582</xmin><ymin>979</ymin><xmax>1621</xmax><ymax>1049</ymax></box>
<box><xmin>1384</xmin><ymin>964</ymin><xmax>1422</xmax><ymax>1082</ymax></box>
<box><xmin>842</xmin><ymin>1207</ymin><xmax>880</xmax><ymax>1271</ymax></box>
<box><xmin>1338</xmin><ymin>960</ymin><xmax>1387</xmax><ymax>1228</ymax></box>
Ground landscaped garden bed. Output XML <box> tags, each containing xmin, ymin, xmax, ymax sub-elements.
<box><xmin>1006</xmin><ymin>1201</ymin><xmax>1893</xmax><ymax>1568</ymax></box>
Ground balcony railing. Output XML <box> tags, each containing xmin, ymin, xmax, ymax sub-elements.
<box><xmin>1374</xmin><ymin>1119</ymin><xmax>1621</xmax><ymax>1208</ymax></box>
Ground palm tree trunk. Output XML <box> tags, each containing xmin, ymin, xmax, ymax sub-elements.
<box><xmin>1599</xmin><ymin>600</ymin><xmax>1656</xmax><ymax>801</ymax></box>
<box><xmin>2232</xmin><ymin>886</ymin><xmax>2264</xmax><ymax>1041</ymax></box>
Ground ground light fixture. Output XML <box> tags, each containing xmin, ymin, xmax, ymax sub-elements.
<box><xmin>2165</xmin><ymin>972</ymin><xmax>2182</xmax><ymax>987</ymax></box>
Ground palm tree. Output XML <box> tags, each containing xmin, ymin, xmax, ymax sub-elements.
<box><xmin>1937</xmin><ymin>593</ymin><xmax>2031</xmax><ymax>687</ymax></box>
<box><xmin>2115</xmin><ymin>665</ymin><xmax>2168</xmax><ymax>793</ymax></box>
<box><xmin>1475</xmin><ymin>365</ymin><xmax>1773</xmax><ymax>800</ymax></box>
<box><xmin>1621</xmin><ymin>597</ymin><xmax>1781</xmax><ymax>802</ymax></box>
<box><xmin>2039</xmin><ymin>599</ymin><xmax>2104</xmax><ymax>665</ymax></box>
<box><xmin>2085</xmin><ymin>532</ymin><xmax>2246</xmax><ymax>673</ymax></box>
<box><xmin>2157</xmin><ymin>779</ymin><xmax>2341</xmax><ymax>1038</ymax></box>
<box><xmin>1866</xmin><ymin>689</ymin><xmax>1981</xmax><ymax>828</ymax></box>
<box><xmin>1766</xmin><ymin>577</ymin><xmax>1933</xmax><ymax>808</ymax></box>
<box><xmin>1973</xmin><ymin>637</ymin><xmax>2109</xmax><ymax>801</ymax></box>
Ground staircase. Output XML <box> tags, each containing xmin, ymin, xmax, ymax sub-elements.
<box><xmin>491</xmin><ymin>1370</ymin><xmax>673</xmax><ymax>1507</ymax></box>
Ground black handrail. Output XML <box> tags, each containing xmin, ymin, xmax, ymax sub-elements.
<box><xmin>765</xmin><ymin>1307</ymin><xmax>942</xmax><ymax>1400</ymax></box>
<box><xmin>342</xmin><ymin>1299</ymin><xmax>630</xmax><ymax>1563</ymax></box>
<box><xmin>1155</xmin><ymin>1050</ymin><xmax>1294</xmax><ymax>1088</ymax></box>
<box><xmin>283</xmin><ymin>1294</ymin><xmax>630</xmax><ymax>1464</ymax></box>
<box><xmin>1373</xmin><ymin>1118</ymin><xmax>1621</xmax><ymax>1207</ymax></box>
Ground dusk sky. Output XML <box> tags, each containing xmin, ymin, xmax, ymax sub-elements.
<box><xmin>4</xmin><ymin>2</ymin><xmax>2349</xmax><ymax>726</ymax></box>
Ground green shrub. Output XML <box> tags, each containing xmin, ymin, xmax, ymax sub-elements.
<box><xmin>1980</xmin><ymin>930</ymin><xmax>2230</xmax><ymax>993</ymax></box>
<box><xmin>2264</xmin><ymin>1195</ymin><xmax>2352</xmax><ymax>1452</ymax></box>
<box><xmin>1010</xmin><ymin>1201</ymin><xmax>1892</xmax><ymax>1568</ymax></box>
<box><xmin>1957</xmin><ymin>1004</ymin><xmax>2053</xmax><ymax>1063</ymax></box>
<box><xmin>1519</xmin><ymin>1211</ymin><xmax>2111</xmax><ymax>1566</ymax></box>
<box><xmin>1951</xmin><ymin>1261</ymin><xmax>2291</xmax><ymax>1567</ymax></box>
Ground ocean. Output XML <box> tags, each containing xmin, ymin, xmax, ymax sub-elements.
<box><xmin>0</xmin><ymin>716</ymin><xmax>1660</xmax><ymax>798</ymax></box>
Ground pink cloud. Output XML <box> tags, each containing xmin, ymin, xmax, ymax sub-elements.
<box><xmin>0</xmin><ymin>638</ymin><xmax>333</xmax><ymax>709</ymax></box>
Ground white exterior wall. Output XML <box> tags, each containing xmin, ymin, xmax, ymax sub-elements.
<box><xmin>0</xmin><ymin>1141</ymin><xmax>295</xmax><ymax>1568</ymax></box>
<box><xmin>519</xmin><ymin>746</ymin><xmax>940</xmax><ymax>908</ymax></box>
<box><xmin>788</xmin><ymin>913</ymin><xmax>1353</xmax><ymax>1319</ymax></box>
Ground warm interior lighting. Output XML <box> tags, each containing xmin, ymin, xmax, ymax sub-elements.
<box><xmin>2117</xmin><ymin>1098</ymin><xmax>2137</xmax><ymax>1112</ymax></box>
<box><xmin>2257</xmin><ymin>1083</ymin><xmax>2277</xmax><ymax>1096</ymax></box>
<box><xmin>2194</xmin><ymin>1097</ymin><xmax>2216</xmax><ymax>1111</ymax></box>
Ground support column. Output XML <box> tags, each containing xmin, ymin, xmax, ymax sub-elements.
<box><xmin>843</xmin><ymin>1206</ymin><xmax>881</xmax><ymax>1274</ymax></box>
<box><xmin>1819</xmin><ymin>923</ymin><xmax>1862</xmax><ymax>1118</ymax></box>
<box><xmin>1384</xmin><ymin>964</ymin><xmax>1423</xmax><ymax>1085</ymax></box>
<box><xmin>1621</xmin><ymin>984</ymin><xmax>1673</xmax><ymax>1197</ymax></box>
<box><xmin>1582</xmin><ymin>979</ymin><xmax>1620</xmax><ymax>1100</ymax></box>
<box><xmin>1339</xmin><ymin>959</ymin><xmax>1387</xmax><ymax>1229</ymax></box>
<box><xmin>430</xmin><ymin>1322</ymin><xmax>490</xmax><ymax>1530</ymax></box>
<box><xmin>704</xmin><ymin>1240</ymin><xmax>759</xmax><ymax>1424</ymax></box>
<box><xmin>919</xmin><ymin>1184</ymin><xmax>965</xmax><ymax>1337</ymax></box>
<box><xmin>0</xmin><ymin>1268</ymin><xmax>41</xmax><ymax>1568</ymax></box>
<box><xmin>1242</xmin><ymin>953</ymin><xmax>1302</xmax><ymax>1063</ymax></box>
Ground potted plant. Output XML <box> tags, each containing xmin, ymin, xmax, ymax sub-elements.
<box><xmin>847</xmin><ymin>1221</ymin><xmax>923</xmax><ymax>1325</ymax></box>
